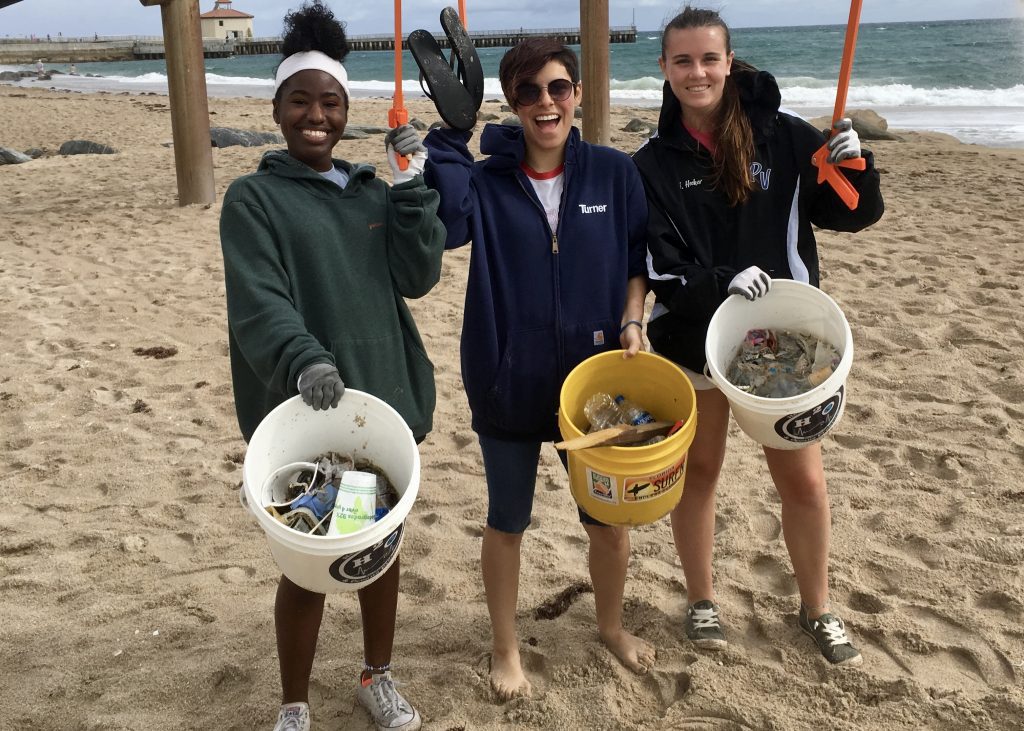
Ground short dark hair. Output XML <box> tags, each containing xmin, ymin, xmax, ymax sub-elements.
<box><xmin>498</xmin><ymin>38</ymin><xmax>579</xmax><ymax>108</ymax></box>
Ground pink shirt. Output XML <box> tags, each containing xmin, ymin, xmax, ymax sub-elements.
<box><xmin>684</xmin><ymin>123</ymin><xmax>717</xmax><ymax>155</ymax></box>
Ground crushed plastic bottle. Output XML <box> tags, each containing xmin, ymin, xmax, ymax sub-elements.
<box><xmin>584</xmin><ymin>392</ymin><xmax>625</xmax><ymax>432</ymax></box>
<box><xmin>614</xmin><ymin>395</ymin><xmax>655</xmax><ymax>425</ymax></box>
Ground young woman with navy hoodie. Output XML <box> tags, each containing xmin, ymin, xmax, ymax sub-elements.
<box><xmin>632</xmin><ymin>7</ymin><xmax>884</xmax><ymax>667</ymax></box>
<box><xmin>393</xmin><ymin>38</ymin><xmax>651</xmax><ymax>699</ymax></box>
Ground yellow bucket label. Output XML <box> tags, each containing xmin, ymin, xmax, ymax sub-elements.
<box><xmin>623</xmin><ymin>454</ymin><xmax>687</xmax><ymax>503</ymax></box>
<box><xmin>585</xmin><ymin>468</ymin><xmax>618</xmax><ymax>504</ymax></box>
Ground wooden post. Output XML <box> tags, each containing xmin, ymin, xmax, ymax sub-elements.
<box><xmin>580</xmin><ymin>0</ymin><xmax>610</xmax><ymax>145</ymax></box>
<box><xmin>140</xmin><ymin>0</ymin><xmax>215</xmax><ymax>206</ymax></box>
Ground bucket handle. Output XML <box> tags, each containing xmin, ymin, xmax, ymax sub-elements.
<box><xmin>239</xmin><ymin>484</ymin><xmax>257</xmax><ymax>521</ymax></box>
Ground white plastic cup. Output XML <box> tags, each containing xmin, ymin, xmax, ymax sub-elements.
<box><xmin>241</xmin><ymin>392</ymin><xmax>419</xmax><ymax>593</ymax></box>
<box><xmin>705</xmin><ymin>280</ymin><xmax>853</xmax><ymax>450</ymax></box>
<box><xmin>329</xmin><ymin>471</ymin><xmax>377</xmax><ymax>535</ymax></box>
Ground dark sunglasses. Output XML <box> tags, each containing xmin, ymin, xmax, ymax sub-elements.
<box><xmin>514</xmin><ymin>79</ymin><xmax>576</xmax><ymax>107</ymax></box>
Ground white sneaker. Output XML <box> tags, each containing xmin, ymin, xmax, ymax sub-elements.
<box><xmin>357</xmin><ymin>671</ymin><xmax>422</xmax><ymax>730</ymax></box>
<box><xmin>274</xmin><ymin>702</ymin><xmax>310</xmax><ymax>731</ymax></box>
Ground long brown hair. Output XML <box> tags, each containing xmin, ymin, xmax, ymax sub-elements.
<box><xmin>662</xmin><ymin>7</ymin><xmax>755</xmax><ymax>206</ymax></box>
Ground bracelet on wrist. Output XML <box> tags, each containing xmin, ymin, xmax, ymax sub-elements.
<box><xmin>619</xmin><ymin>320</ymin><xmax>643</xmax><ymax>335</ymax></box>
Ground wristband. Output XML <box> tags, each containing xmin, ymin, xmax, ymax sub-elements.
<box><xmin>619</xmin><ymin>320</ymin><xmax>643</xmax><ymax>335</ymax></box>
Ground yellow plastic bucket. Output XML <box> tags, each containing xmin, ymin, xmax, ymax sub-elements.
<box><xmin>558</xmin><ymin>351</ymin><xmax>697</xmax><ymax>526</ymax></box>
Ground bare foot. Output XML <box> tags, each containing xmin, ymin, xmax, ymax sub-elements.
<box><xmin>489</xmin><ymin>647</ymin><xmax>532</xmax><ymax>701</ymax></box>
<box><xmin>601</xmin><ymin>628</ymin><xmax>656</xmax><ymax>674</ymax></box>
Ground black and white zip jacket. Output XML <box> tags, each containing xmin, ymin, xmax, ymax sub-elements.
<box><xmin>632</xmin><ymin>68</ymin><xmax>884</xmax><ymax>372</ymax></box>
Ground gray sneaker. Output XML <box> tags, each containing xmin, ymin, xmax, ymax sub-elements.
<box><xmin>685</xmin><ymin>600</ymin><xmax>727</xmax><ymax>649</ymax></box>
<box><xmin>273</xmin><ymin>703</ymin><xmax>309</xmax><ymax>731</ymax></box>
<box><xmin>357</xmin><ymin>671</ymin><xmax>422</xmax><ymax>731</ymax></box>
<box><xmin>799</xmin><ymin>607</ymin><xmax>863</xmax><ymax>667</ymax></box>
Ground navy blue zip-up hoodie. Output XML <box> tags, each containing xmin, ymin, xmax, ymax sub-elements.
<box><xmin>424</xmin><ymin>124</ymin><xmax>648</xmax><ymax>441</ymax></box>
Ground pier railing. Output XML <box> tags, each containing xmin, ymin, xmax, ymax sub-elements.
<box><xmin>0</xmin><ymin>26</ymin><xmax>636</xmax><ymax>63</ymax></box>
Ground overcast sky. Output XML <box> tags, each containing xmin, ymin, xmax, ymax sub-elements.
<box><xmin>1</xmin><ymin>0</ymin><xmax>1020</xmax><ymax>38</ymax></box>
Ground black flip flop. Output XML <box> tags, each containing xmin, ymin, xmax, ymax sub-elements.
<box><xmin>408</xmin><ymin>8</ymin><xmax>483</xmax><ymax>131</ymax></box>
<box><xmin>439</xmin><ymin>6</ymin><xmax>484</xmax><ymax>111</ymax></box>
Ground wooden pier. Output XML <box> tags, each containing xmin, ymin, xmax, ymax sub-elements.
<box><xmin>230</xmin><ymin>26</ymin><xmax>638</xmax><ymax>56</ymax></box>
<box><xmin>0</xmin><ymin>27</ymin><xmax>636</xmax><ymax>64</ymax></box>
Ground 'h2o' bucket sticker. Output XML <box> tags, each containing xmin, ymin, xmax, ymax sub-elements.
<box><xmin>774</xmin><ymin>386</ymin><xmax>844</xmax><ymax>443</ymax></box>
<box><xmin>328</xmin><ymin>523</ymin><xmax>404</xmax><ymax>585</ymax></box>
<box><xmin>623</xmin><ymin>454</ymin><xmax>687</xmax><ymax>503</ymax></box>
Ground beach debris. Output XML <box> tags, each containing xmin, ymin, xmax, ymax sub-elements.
<box><xmin>0</xmin><ymin>147</ymin><xmax>31</xmax><ymax>165</ymax></box>
<box><xmin>263</xmin><ymin>451</ymin><xmax>398</xmax><ymax>535</ymax></box>
<box><xmin>534</xmin><ymin>581</ymin><xmax>593</xmax><ymax>620</ymax></box>
<box><xmin>57</xmin><ymin>140</ymin><xmax>117</xmax><ymax>155</ymax></box>
<box><xmin>209</xmin><ymin>127</ymin><xmax>283</xmax><ymax>148</ymax></box>
<box><xmin>130</xmin><ymin>399</ymin><xmax>151</xmax><ymax>414</ymax></box>
<box><xmin>726</xmin><ymin>328</ymin><xmax>840</xmax><ymax>398</ymax></box>
<box><xmin>132</xmin><ymin>345</ymin><xmax>178</xmax><ymax>359</ymax></box>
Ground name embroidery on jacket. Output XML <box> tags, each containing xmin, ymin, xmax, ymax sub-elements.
<box><xmin>750</xmin><ymin>162</ymin><xmax>771</xmax><ymax>190</ymax></box>
<box><xmin>578</xmin><ymin>203</ymin><xmax>608</xmax><ymax>214</ymax></box>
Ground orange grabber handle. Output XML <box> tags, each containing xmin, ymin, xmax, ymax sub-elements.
<box><xmin>811</xmin><ymin>0</ymin><xmax>865</xmax><ymax>210</ymax></box>
<box><xmin>390</xmin><ymin>0</ymin><xmax>409</xmax><ymax>171</ymax></box>
<box><xmin>458</xmin><ymin>0</ymin><xmax>468</xmax><ymax>28</ymax></box>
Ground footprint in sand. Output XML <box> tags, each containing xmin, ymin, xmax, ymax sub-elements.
<box><xmin>749</xmin><ymin>553</ymin><xmax>796</xmax><ymax>596</ymax></box>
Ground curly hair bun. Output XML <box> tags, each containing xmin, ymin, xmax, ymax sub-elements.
<box><xmin>280</xmin><ymin>0</ymin><xmax>350</xmax><ymax>63</ymax></box>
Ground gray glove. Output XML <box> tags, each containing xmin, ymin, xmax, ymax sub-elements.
<box><xmin>728</xmin><ymin>266</ymin><xmax>771</xmax><ymax>300</ymax></box>
<box><xmin>385</xmin><ymin>124</ymin><xmax>426</xmax><ymax>156</ymax></box>
<box><xmin>297</xmin><ymin>363</ymin><xmax>345</xmax><ymax>411</ymax></box>
<box><xmin>385</xmin><ymin>124</ymin><xmax>428</xmax><ymax>184</ymax></box>
<box><xmin>827</xmin><ymin>118</ymin><xmax>862</xmax><ymax>163</ymax></box>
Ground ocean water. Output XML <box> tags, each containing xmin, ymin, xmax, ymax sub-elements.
<box><xmin>4</xmin><ymin>17</ymin><xmax>1022</xmax><ymax>147</ymax></box>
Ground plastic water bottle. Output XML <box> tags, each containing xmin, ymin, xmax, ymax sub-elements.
<box><xmin>584</xmin><ymin>392</ymin><xmax>624</xmax><ymax>432</ymax></box>
<box><xmin>614</xmin><ymin>394</ymin><xmax>655</xmax><ymax>425</ymax></box>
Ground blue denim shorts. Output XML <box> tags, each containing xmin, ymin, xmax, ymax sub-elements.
<box><xmin>478</xmin><ymin>434</ymin><xmax>604</xmax><ymax>534</ymax></box>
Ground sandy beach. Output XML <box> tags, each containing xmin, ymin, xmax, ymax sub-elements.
<box><xmin>2</xmin><ymin>85</ymin><xmax>1023</xmax><ymax>729</ymax></box>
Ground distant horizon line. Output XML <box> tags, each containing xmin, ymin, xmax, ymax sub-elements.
<box><xmin>1</xmin><ymin>14</ymin><xmax>1017</xmax><ymax>40</ymax></box>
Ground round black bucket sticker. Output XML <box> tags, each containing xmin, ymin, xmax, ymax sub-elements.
<box><xmin>774</xmin><ymin>387</ymin><xmax>844</xmax><ymax>443</ymax></box>
<box><xmin>328</xmin><ymin>523</ymin><xmax>404</xmax><ymax>585</ymax></box>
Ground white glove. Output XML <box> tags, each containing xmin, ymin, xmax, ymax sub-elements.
<box><xmin>385</xmin><ymin>124</ymin><xmax>428</xmax><ymax>184</ymax></box>
<box><xmin>827</xmin><ymin>118</ymin><xmax>861</xmax><ymax>163</ymax></box>
<box><xmin>728</xmin><ymin>266</ymin><xmax>771</xmax><ymax>300</ymax></box>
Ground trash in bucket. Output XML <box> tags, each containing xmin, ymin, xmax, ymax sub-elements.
<box><xmin>259</xmin><ymin>453</ymin><xmax>401</xmax><ymax>537</ymax></box>
<box><xmin>558</xmin><ymin>351</ymin><xmax>697</xmax><ymax>526</ymax></box>
<box><xmin>705</xmin><ymin>280</ymin><xmax>854</xmax><ymax>450</ymax></box>
<box><xmin>726</xmin><ymin>328</ymin><xmax>841</xmax><ymax>398</ymax></box>
<box><xmin>242</xmin><ymin>392</ymin><xmax>420</xmax><ymax>594</ymax></box>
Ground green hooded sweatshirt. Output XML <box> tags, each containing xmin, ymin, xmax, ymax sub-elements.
<box><xmin>220</xmin><ymin>150</ymin><xmax>445</xmax><ymax>442</ymax></box>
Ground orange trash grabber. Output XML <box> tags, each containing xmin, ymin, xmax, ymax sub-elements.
<box><xmin>388</xmin><ymin>0</ymin><xmax>410</xmax><ymax>171</ymax></box>
<box><xmin>458</xmin><ymin>0</ymin><xmax>467</xmax><ymax>27</ymax></box>
<box><xmin>811</xmin><ymin>0</ymin><xmax>867</xmax><ymax>210</ymax></box>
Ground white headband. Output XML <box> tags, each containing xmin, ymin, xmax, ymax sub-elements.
<box><xmin>274</xmin><ymin>50</ymin><xmax>350</xmax><ymax>99</ymax></box>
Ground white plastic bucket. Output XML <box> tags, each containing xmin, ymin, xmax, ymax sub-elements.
<box><xmin>705</xmin><ymin>280</ymin><xmax>853</xmax><ymax>450</ymax></box>
<box><xmin>241</xmin><ymin>392</ymin><xmax>419</xmax><ymax>593</ymax></box>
